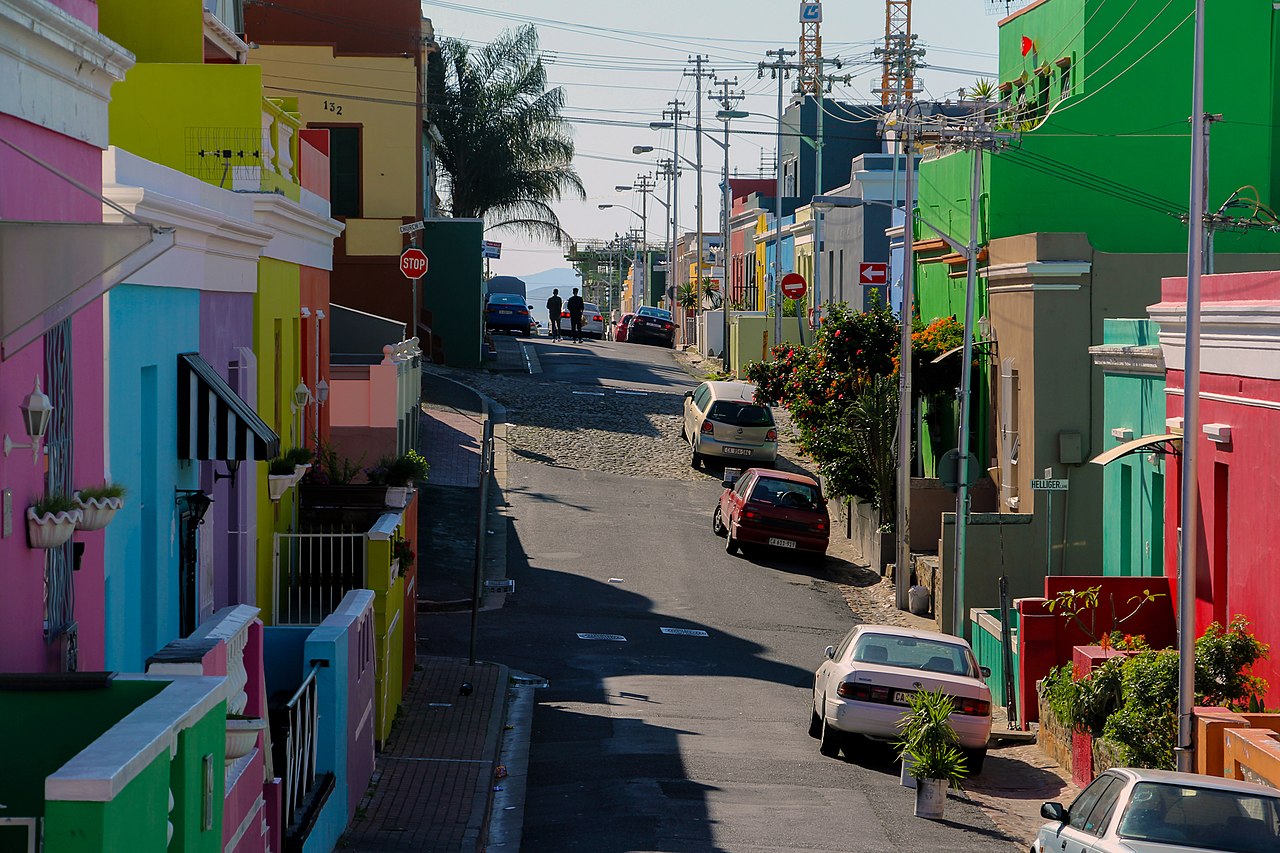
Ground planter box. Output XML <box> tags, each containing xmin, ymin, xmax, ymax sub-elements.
<box><xmin>74</xmin><ymin>495</ymin><xmax>123</xmax><ymax>531</ymax></box>
<box><xmin>267</xmin><ymin>474</ymin><xmax>293</xmax><ymax>502</ymax></box>
<box><xmin>27</xmin><ymin>507</ymin><xmax>81</xmax><ymax>549</ymax></box>
<box><xmin>384</xmin><ymin>486</ymin><xmax>412</xmax><ymax>509</ymax></box>
<box><xmin>298</xmin><ymin>483</ymin><xmax>389</xmax><ymax>511</ymax></box>
<box><xmin>226</xmin><ymin>716</ymin><xmax>266</xmax><ymax>764</ymax></box>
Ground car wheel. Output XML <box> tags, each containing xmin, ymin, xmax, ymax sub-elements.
<box><xmin>819</xmin><ymin>711</ymin><xmax>843</xmax><ymax>757</ymax></box>
<box><xmin>712</xmin><ymin>505</ymin><xmax>727</xmax><ymax>536</ymax></box>
<box><xmin>808</xmin><ymin>702</ymin><xmax>822</xmax><ymax>739</ymax></box>
<box><xmin>964</xmin><ymin>747</ymin><xmax>987</xmax><ymax>776</ymax></box>
<box><xmin>725</xmin><ymin>530</ymin><xmax>738</xmax><ymax>555</ymax></box>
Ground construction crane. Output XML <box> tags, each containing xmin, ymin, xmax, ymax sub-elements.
<box><xmin>880</xmin><ymin>0</ymin><xmax>915</xmax><ymax>107</ymax></box>
<box><xmin>798</xmin><ymin>1</ymin><xmax>822</xmax><ymax>95</ymax></box>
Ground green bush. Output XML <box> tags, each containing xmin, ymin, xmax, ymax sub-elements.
<box><xmin>32</xmin><ymin>493</ymin><xmax>77</xmax><ymax>516</ymax></box>
<box><xmin>283</xmin><ymin>446</ymin><xmax>314</xmax><ymax>466</ymax></box>
<box><xmin>366</xmin><ymin>450</ymin><xmax>430</xmax><ymax>487</ymax></box>
<box><xmin>77</xmin><ymin>482</ymin><xmax>126</xmax><ymax>501</ymax></box>
<box><xmin>268</xmin><ymin>457</ymin><xmax>295</xmax><ymax>476</ymax></box>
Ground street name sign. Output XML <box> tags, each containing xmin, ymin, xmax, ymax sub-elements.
<box><xmin>399</xmin><ymin>246</ymin><xmax>428</xmax><ymax>279</ymax></box>
<box><xmin>1031</xmin><ymin>478</ymin><xmax>1069</xmax><ymax>491</ymax></box>
<box><xmin>399</xmin><ymin>221</ymin><xmax>425</xmax><ymax>234</ymax></box>
<box><xmin>482</xmin><ymin>240</ymin><xmax>502</xmax><ymax>259</ymax></box>
<box><xmin>859</xmin><ymin>262</ymin><xmax>888</xmax><ymax>285</ymax></box>
<box><xmin>780</xmin><ymin>272</ymin><xmax>807</xmax><ymax>299</ymax></box>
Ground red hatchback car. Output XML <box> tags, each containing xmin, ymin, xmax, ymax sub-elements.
<box><xmin>713</xmin><ymin>468</ymin><xmax>830</xmax><ymax>558</ymax></box>
<box><xmin>614</xmin><ymin>313</ymin><xmax>635</xmax><ymax>342</ymax></box>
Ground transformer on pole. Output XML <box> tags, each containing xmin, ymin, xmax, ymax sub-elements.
<box><xmin>881</xmin><ymin>1</ymin><xmax>914</xmax><ymax>106</ymax></box>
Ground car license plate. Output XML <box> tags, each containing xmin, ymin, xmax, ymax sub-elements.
<box><xmin>498</xmin><ymin>309</ymin><xmax>512</xmax><ymax>315</ymax></box>
<box><xmin>893</xmin><ymin>691</ymin><xmax>911</xmax><ymax>705</ymax></box>
<box><xmin>768</xmin><ymin>537</ymin><xmax>796</xmax><ymax>549</ymax></box>
<box><xmin>722</xmin><ymin>447</ymin><xmax>752</xmax><ymax>456</ymax></box>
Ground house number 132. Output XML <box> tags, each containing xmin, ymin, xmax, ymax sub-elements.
<box><xmin>323</xmin><ymin>100</ymin><xmax>344</xmax><ymax>115</ymax></box>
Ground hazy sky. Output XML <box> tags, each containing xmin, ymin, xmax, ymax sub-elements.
<box><xmin>425</xmin><ymin>0</ymin><xmax>1011</xmax><ymax>277</ymax></box>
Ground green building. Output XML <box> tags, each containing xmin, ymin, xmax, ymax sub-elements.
<box><xmin>914</xmin><ymin>0</ymin><xmax>1280</xmax><ymax>636</ymax></box>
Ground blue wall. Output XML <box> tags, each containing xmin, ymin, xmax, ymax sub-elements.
<box><xmin>104</xmin><ymin>284</ymin><xmax>200</xmax><ymax>671</ymax></box>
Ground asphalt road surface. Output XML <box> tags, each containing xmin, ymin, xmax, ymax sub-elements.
<box><xmin>423</xmin><ymin>341</ymin><xmax>1016</xmax><ymax>852</ymax></box>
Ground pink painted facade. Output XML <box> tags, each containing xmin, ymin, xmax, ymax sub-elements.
<box><xmin>0</xmin><ymin>99</ymin><xmax>110</xmax><ymax>670</ymax></box>
<box><xmin>1154</xmin><ymin>270</ymin><xmax>1280</xmax><ymax>704</ymax></box>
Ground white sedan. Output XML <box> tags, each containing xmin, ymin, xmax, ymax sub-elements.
<box><xmin>810</xmin><ymin>624</ymin><xmax>992</xmax><ymax>771</ymax></box>
<box><xmin>1033</xmin><ymin>767</ymin><xmax>1280</xmax><ymax>853</ymax></box>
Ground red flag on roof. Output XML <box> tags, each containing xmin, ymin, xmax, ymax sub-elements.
<box><xmin>1021</xmin><ymin>36</ymin><xmax>1035</xmax><ymax>57</ymax></box>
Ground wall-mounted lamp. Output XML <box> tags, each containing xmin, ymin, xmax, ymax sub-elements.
<box><xmin>314</xmin><ymin>378</ymin><xmax>329</xmax><ymax>405</ymax></box>
<box><xmin>213</xmin><ymin>459</ymin><xmax>240</xmax><ymax>484</ymax></box>
<box><xmin>177</xmin><ymin>489</ymin><xmax>213</xmax><ymax>525</ymax></box>
<box><xmin>291</xmin><ymin>381</ymin><xmax>312</xmax><ymax>412</ymax></box>
<box><xmin>4</xmin><ymin>376</ymin><xmax>54</xmax><ymax>462</ymax></box>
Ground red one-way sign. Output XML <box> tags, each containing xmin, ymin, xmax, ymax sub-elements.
<box><xmin>859</xmin><ymin>262</ymin><xmax>888</xmax><ymax>285</ymax></box>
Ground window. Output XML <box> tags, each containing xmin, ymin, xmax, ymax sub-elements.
<box><xmin>321</xmin><ymin>125</ymin><xmax>361</xmax><ymax>218</ymax></box>
<box><xmin>708</xmin><ymin>401</ymin><xmax>773</xmax><ymax>427</ymax></box>
<box><xmin>1060</xmin><ymin>63</ymin><xmax>1072</xmax><ymax>99</ymax></box>
<box><xmin>692</xmin><ymin>383</ymin><xmax>712</xmax><ymax>411</ymax></box>
<box><xmin>1067</xmin><ymin>775</ymin><xmax>1116</xmax><ymax>833</ymax></box>
<box><xmin>1080</xmin><ymin>776</ymin><xmax>1124</xmax><ymax>835</ymax></box>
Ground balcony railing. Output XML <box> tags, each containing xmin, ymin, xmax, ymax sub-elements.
<box><xmin>273</xmin><ymin>530</ymin><xmax>368</xmax><ymax>626</ymax></box>
<box><xmin>270</xmin><ymin>666</ymin><xmax>323</xmax><ymax>837</ymax></box>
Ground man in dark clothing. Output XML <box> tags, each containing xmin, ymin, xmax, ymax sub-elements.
<box><xmin>546</xmin><ymin>289</ymin><xmax>563</xmax><ymax>340</ymax></box>
<box><xmin>566</xmin><ymin>288</ymin><xmax>585</xmax><ymax>343</ymax></box>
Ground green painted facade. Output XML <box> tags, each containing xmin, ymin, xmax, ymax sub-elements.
<box><xmin>43</xmin><ymin>753</ymin><xmax>171</xmax><ymax>853</ymax></box>
<box><xmin>1098</xmin><ymin>319</ymin><xmax>1165</xmax><ymax>577</ymax></box>
<box><xmin>421</xmin><ymin>220</ymin><xmax>484</xmax><ymax>369</ymax></box>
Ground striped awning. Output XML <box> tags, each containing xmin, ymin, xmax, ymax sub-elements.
<box><xmin>177</xmin><ymin>353</ymin><xmax>279</xmax><ymax>461</ymax></box>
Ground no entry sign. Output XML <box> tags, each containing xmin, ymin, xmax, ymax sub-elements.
<box><xmin>859</xmin><ymin>262</ymin><xmax>888</xmax><ymax>285</ymax></box>
<box><xmin>780</xmin><ymin>272</ymin><xmax>807</xmax><ymax>299</ymax></box>
<box><xmin>400</xmin><ymin>246</ymin><xmax>428</xmax><ymax>279</ymax></box>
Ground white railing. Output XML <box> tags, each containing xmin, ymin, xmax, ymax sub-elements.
<box><xmin>186</xmin><ymin>604</ymin><xmax>258</xmax><ymax>714</ymax></box>
<box><xmin>278</xmin><ymin>667</ymin><xmax>319</xmax><ymax>831</ymax></box>
<box><xmin>273</xmin><ymin>532</ymin><xmax>368</xmax><ymax>626</ymax></box>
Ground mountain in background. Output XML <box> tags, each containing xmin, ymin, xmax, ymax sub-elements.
<box><xmin>517</xmin><ymin>267</ymin><xmax>582</xmax><ymax>306</ymax></box>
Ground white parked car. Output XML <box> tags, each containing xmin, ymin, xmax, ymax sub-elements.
<box><xmin>562</xmin><ymin>301</ymin><xmax>605</xmax><ymax>339</ymax></box>
<box><xmin>810</xmin><ymin>624</ymin><xmax>992</xmax><ymax>771</ymax></box>
<box><xmin>1033</xmin><ymin>767</ymin><xmax>1280</xmax><ymax>853</ymax></box>
<box><xmin>681</xmin><ymin>381</ymin><xmax>778</xmax><ymax>468</ymax></box>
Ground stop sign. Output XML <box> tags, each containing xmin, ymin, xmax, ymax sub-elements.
<box><xmin>400</xmin><ymin>246</ymin><xmax>428</xmax><ymax>279</ymax></box>
<box><xmin>780</xmin><ymin>272</ymin><xmax>807</xmax><ymax>299</ymax></box>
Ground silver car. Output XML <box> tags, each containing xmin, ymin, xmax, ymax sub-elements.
<box><xmin>681</xmin><ymin>381</ymin><xmax>778</xmax><ymax>468</ymax></box>
<box><xmin>1033</xmin><ymin>767</ymin><xmax>1280</xmax><ymax>853</ymax></box>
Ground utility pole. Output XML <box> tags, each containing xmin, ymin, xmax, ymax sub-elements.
<box><xmin>634</xmin><ymin>173</ymin><xmax>655</xmax><ymax>309</ymax></box>
<box><xmin>760</xmin><ymin>47</ymin><xmax>799</xmax><ymax>349</ymax></box>
<box><xmin>811</xmin><ymin>59</ymin><xmax>853</xmax><ymax>328</ymax></box>
<box><xmin>930</xmin><ymin>111</ymin><xmax>1015</xmax><ymax>639</ymax></box>
<box><xmin>712</xmin><ymin>77</ymin><xmax>745</xmax><ymax>372</ymax></box>
<box><xmin>1176</xmin><ymin>0</ymin><xmax>1208</xmax><ymax>776</ymax></box>
<box><xmin>686</xmin><ymin>56</ymin><xmax>715</xmax><ymax>336</ymax></box>
<box><xmin>661</xmin><ymin>99</ymin><xmax>688</xmax><ymax>311</ymax></box>
<box><xmin>658</xmin><ymin>158</ymin><xmax>678</xmax><ymax>309</ymax></box>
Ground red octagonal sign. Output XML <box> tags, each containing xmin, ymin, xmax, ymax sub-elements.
<box><xmin>780</xmin><ymin>272</ymin><xmax>807</xmax><ymax>299</ymax></box>
<box><xmin>400</xmin><ymin>246</ymin><xmax>428</xmax><ymax>280</ymax></box>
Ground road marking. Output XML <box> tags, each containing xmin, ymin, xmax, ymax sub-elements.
<box><xmin>660</xmin><ymin>627</ymin><xmax>709</xmax><ymax>637</ymax></box>
<box><xmin>616</xmin><ymin>390</ymin><xmax>648</xmax><ymax>396</ymax></box>
<box><xmin>572</xmin><ymin>391</ymin><xmax>605</xmax><ymax>397</ymax></box>
<box><xmin>608</xmin><ymin>577</ymin><xmax>624</xmax><ymax>583</ymax></box>
<box><xmin>577</xmin><ymin>632</ymin><xmax>627</xmax><ymax>641</ymax></box>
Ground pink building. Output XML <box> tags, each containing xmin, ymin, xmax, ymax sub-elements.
<box><xmin>0</xmin><ymin>0</ymin><xmax>170</xmax><ymax>672</ymax></box>
<box><xmin>1152</xmin><ymin>270</ymin><xmax>1280</xmax><ymax>703</ymax></box>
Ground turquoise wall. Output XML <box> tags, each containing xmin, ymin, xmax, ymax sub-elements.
<box><xmin>1100</xmin><ymin>319</ymin><xmax>1165</xmax><ymax>577</ymax></box>
<box><xmin>105</xmin><ymin>285</ymin><xmax>201</xmax><ymax>671</ymax></box>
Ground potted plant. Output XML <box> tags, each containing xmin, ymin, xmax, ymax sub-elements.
<box><xmin>27</xmin><ymin>493</ymin><xmax>82</xmax><ymax>549</ymax></box>
<box><xmin>366</xmin><ymin>450</ymin><xmax>430</xmax><ymax>508</ymax></box>
<box><xmin>267</xmin><ymin>457</ymin><xmax>295</xmax><ymax>502</ymax></box>
<box><xmin>392</xmin><ymin>537</ymin><xmax>415</xmax><ymax>570</ymax></box>
<box><xmin>74</xmin><ymin>482</ymin><xmax>126</xmax><ymax>531</ymax></box>
<box><xmin>896</xmin><ymin>688</ymin><xmax>968</xmax><ymax>819</ymax></box>
<box><xmin>225</xmin><ymin>713</ymin><xmax>267</xmax><ymax>765</ymax></box>
<box><xmin>283</xmin><ymin>446</ymin><xmax>313</xmax><ymax>483</ymax></box>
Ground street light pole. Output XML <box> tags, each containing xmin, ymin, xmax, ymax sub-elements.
<box><xmin>761</xmin><ymin>48</ymin><xmax>797</xmax><ymax>349</ymax></box>
<box><xmin>895</xmin><ymin>116</ymin><xmax>916</xmax><ymax>612</ymax></box>
<box><xmin>714</xmin><ymin>82</ymin><xmax>747</xmax><ymax>374</ymax></box>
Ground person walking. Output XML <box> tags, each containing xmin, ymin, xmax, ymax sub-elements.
<box><xmin>546</xmin><ymin>289</ymin><xmax>563</xmax><ymax>340</ymax></box>
<box><xmin>566</xmin><ymin>288</ymin><xmax>585</xmax><ymax>343</ymax></box>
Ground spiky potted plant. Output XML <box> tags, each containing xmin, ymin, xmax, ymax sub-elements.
<box><xmin>27</xmin><ymin>493</ymin><xmax>81</xmax><ymax>549</ymax></box>
<box><xmin>74</xmin><ymin>482</ymin><xmax>126</xmax><ymax>531</ymax></box>
<box><xmin>283</xmin><ymin>446</ymin><xmax>314</xmax><ymax>484</ymax></box>
<box><xmin>896</xmin><ymin>688</ymin><xmax>967</xmax><ymax>819</ymax></box>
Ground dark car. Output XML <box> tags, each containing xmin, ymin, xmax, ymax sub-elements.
<box><xmin>713</xmin><ymin>468</ymin><xmax>829</xmax><ymax>558</ymax></box>
<box><xmin>614</xmin><ymin>313</ymin><xmax>635</xmax><ymax>342</ymax></box>
<box><xmin>485</xmin><ymin>293</ymin><xmax>534</xmax><ymax>336</ymax></box>
<box><xmin>628</xmin><ymin>306</ymin><xmax>676</xmax><ymax>347</ymax></box>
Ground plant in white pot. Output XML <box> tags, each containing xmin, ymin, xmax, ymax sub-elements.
<box><xmin>366</xmin><ymin>450</ymin><xmax>430</xmax><ymax>508</ymax></box>
<box><xmin>74</xmin><ymin>482</ymin><xmax>126</xmax><ymax>531</ymax></box>
<box><xmin>27</xmin><ymin>493</ymin><xmax>82</xmax><ymax>549</ymax></box>
<box><xmin>897</xmin><ymin>687</ymin><xmax>968</xmax><ymax>819</ymax></box>
<box><xmin>283</xmin><ymin>446</ymin><xmax>313</xmax><ymax>484</ymax></box>
<box><xmin>267</xmin><ymin>457</ymin><xmax>296</xmax><ymax>502</ymax></box>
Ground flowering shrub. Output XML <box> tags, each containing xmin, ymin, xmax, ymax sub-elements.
<box><xmin>911</xmin><ymin>316</ymin><xmax>966</xmax><ymax>398</ymax></box>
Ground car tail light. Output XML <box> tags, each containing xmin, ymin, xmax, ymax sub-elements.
<box><xmin>766</xmin><ymin>428</ymin><xmax>778</xmax><ymax>442</ymax></box>
<box><xmin>957</xmin><ymin>697</ymin><xmax>990</xmax><ymax>716</ymax></box>
<box><xmin>813</xmin><ymin>520</ymin><xmax>826</xmax><ymax>532</ymax></box>
<box><xmin>562</xmin><ymin>311</ymin><xmax>570</xmax><ymax>318</ymax></box>
<box><xmin>593</xmin><ymin>314</ymin><xmax>603</xmax><ymax>322</ymax></box>
<box><xmin>517</xmin><ymin>309</ymin><xmax>528</xmax><ymax>315</ymax></box>
<box><xmin>701</xmin><ymin>420</ymin><xmax>714</xmax><ymax>434</ymax></box>
<box><xmin>837</xmin><ymin>682</ymin><xmax>893</xmax><ymax>703</ymax></box>
<box><xmin>743</xmin><ymin>509</ymin><xmax>759</xmax><ymax>520</ymax></box>
<box><xmin>662</xmin><ymin>321</ymin><xmax>674</xmax><ymax>329</ymax></box>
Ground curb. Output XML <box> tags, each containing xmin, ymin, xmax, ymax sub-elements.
<box><xmin>486</xmin><ymin>670</ymin><xmax>542</xmax><ymax>851</ymax></box>
<box><xmin>519</xmin><ymin>341</ymin><xmax>542</xmax><ymax>374</ymax></box>
<box><xmin>460</xmin><ymin>660</ymin><xmax>511</xmax><ymax>853</ymax></box>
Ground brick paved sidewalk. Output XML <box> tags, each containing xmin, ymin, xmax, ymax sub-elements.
<box><xmin>421</xmin><ymin>410</ymin><xmax>482</xmax><ymax>488</ymax></box>
<box><xmin>340</xmin><ymin>658</ymin><xmax>509</xmax><ymax>852</ymax></box>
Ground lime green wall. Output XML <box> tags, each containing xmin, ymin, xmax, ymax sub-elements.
<box><xmin>255</xmin><ymin>258</ymin><xmax>302</xmax><ymax>621</ymax></box>
<box><xmin>98</xmin><ymin>0</ymin><xmax>203</xmax><ymax>64</ymax></box>
<box><xmin>107</xmin><ymin>64</ymin><xmax>264</xmax><ymax>183</ymax></box>
<box><xmin>43</xmin><ymin>752</ymin><xmax>171</xmax><ymax>853</ymax></box>
<box><xmin>0</xmin><ymin>681</ymin><xmax>164</xmax><ymax>820</ymax></box>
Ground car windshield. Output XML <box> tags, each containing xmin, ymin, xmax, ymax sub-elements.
<box><xmin>1116</xmin><ymin>783</ymin><xmax>1280</xmax><ymax>852</ymax></box>
<box><xmin>637</xmin><ymin>307</ymin><xmax>672</xmax><ymax>320</ymax></box>
<box><xmin>488</xmin><ymin>294</ymin><xmax>524</xmax><ymax>306</ymax></box>
<box><xmin>707</xmin><ymin>400</ymin><xmax>773</xmax><ymax>427</ymax></box>
<box><xmin>851</xmin><ymin>633</ymin><xmax>975</xmax><ymax>677</ymax></box>
<box><xmin>748</xmin><ymin>478</ymin><xmax>820</xmax><ymax>510</ymax></box>
<box><xmin>584</xmin><ymin>303</ymin><xmax>600</xmax><ymax>313</ymax></box>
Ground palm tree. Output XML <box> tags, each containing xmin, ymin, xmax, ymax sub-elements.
<box><xmin>431</xmin><ymin>26</ymin><xmax>585</xmax><ymax>243</ymax></box>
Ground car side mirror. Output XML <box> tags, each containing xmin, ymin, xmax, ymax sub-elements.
<box><xmin>1040</xmin><ymin>802</ymin><xmax>1067</xmax><ymax>823</ymax></box>
<box><xmin>824</xmin><ymin>645</ymin><xmax>835</xmax><ymax>660</ymax></box>
<box><xmin>980</xmin><ymin>665</ymin><xmax>991</xmax><ymax>678</ymax></box>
